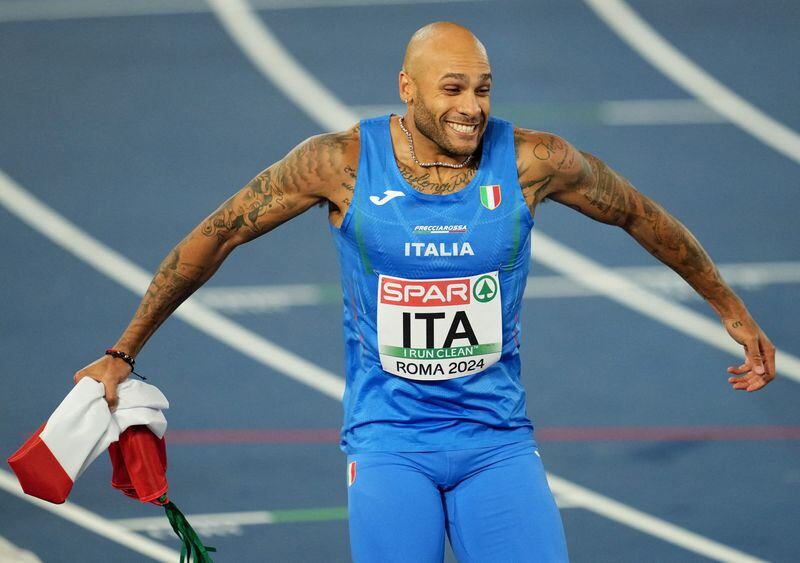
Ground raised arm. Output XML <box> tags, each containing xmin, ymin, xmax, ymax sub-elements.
<box><xmin>515</xmin><ymin>128</ymin><xmax>775</xmax><ymax>392</ymax></box>
<box><xmin>74</xmin><ymin>125</ymin><xmax>360</xmax><ymax>407</ymax></box>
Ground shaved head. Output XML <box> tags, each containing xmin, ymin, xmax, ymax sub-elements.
<box><xmin>398</xmin><ymin>22</ymin><xmax>492</xmax><ymax>160</ymax></box>
<box><xmin>402</xmin><ymin>22</ymin><xmax>489</xmax><ymax>80</ymax></box>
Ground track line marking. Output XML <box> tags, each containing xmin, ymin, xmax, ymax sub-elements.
<box><xmin>194</xmin><ymin>261</ymin><xmax>800</xmax><ymax>312</ymax></box>
<box><xmin>0</xmin><ymin>170</ymin><xmax>345</xmax><ymax>401</ymax></box>
<box><xmin>0</xmin><ymin>0</ymin><xmax>486</xmax><ymax>23</ymax></box>
<box><xmin>0</xmin><ymin>534</ymin><xmax>42</xmax><ymax>563</ymax></box>
<box><xmin>114</xmin><ymin>506</ymin><xmax>349</xmax><ymax>538</ymax></box>
<box><xmin>546</xmin><ymin>474</ymin><xmax>765</xmax><ymax>563</ymax></box>
<box><xmin>584</xmin><ymin>0</ymin><xmax>800</xmax><ymax>165</ymax></box>
<box><xmin>210</xmin><ymin>0</ymin><xmax>800</xmax><ymax>385</ymax></box>
<box><xmin>163</xmin><ymin>425</ymin><xmax>800</xmax><ymax>445</ymax></box>
<box><xmin>0</xmin><ymin>469</ymin><xmax>180</xmax><ymax>562</ymax></box>
<box><xmin>205</xmin><ymin>1</ymin><xmax>778</xmax><ymax>560</ymax></box>
<box><xmin>532</xmin><ymin>235</ymin><xmax>800</xmax><ymax>383</ymax></box>
<box><xmin>351</xmin><ymin>99</ymin><xmax>727</xmax><ymax>126</ymax></box>
<box><xmin>599</xmin><ymin>99</ymin><xmax>725</xmax><ymax>125</ymax></box>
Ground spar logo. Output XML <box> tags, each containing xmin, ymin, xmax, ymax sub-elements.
<box><xmin>472</xmin><ymin>275</ymin><xmax>498</xmax><ymax>302</ymax></box>
<box><xmin>380</xmin><ymin>276</ymin><xmax>470</xmax><ymax>306</ymax></box>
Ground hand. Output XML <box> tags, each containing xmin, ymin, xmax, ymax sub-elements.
<box><xmin>724</xmin><ymin>317</ymin><xmax>776</xmax><ymax>392</ymax></box>
<box><xmin>73</xmin><ymin>354</ymin><xmax>133</xmax><ymax>409</ymax></box>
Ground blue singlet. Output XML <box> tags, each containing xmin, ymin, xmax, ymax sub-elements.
<box><xmin>330</xmin><ymin>114</ymin><xmax>536</xmax><ymax>454</ymax></box>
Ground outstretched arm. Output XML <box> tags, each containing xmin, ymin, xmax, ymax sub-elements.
<box><xmin>515</xmin><ymin>129</ymin><xmax>775</xmax><ymax>392</ymax></box>
<box><xmin>74</xmin><ymin>126</ymin><xmax>359</xmax><ymax>407</ymax></box>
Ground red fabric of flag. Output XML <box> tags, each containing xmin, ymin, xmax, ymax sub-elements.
<box><xmin>7</xmin><ymin>423</ymin><xmax>74</xmax><ymax>504</ymax></box>
<box><xmin>108</xmin><ymin>425</ymin><xmax>169</xmax><ymax>505</ymax></box>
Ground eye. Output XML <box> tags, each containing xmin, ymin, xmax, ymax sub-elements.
<box><xmin>442</xmin><ymin>84</ymin><xmax>461</xmax><ymax>94</ymax></box>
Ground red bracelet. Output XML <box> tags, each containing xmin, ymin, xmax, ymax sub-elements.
<box><xmin>105</xmin><ymin>349</ymin><xmax>146</xmax><ymax>380</ymax></box>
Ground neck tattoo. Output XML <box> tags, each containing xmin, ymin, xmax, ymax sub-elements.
<box><xmin>397</xmin><ymin>115</ymin><xmax>473</xmax><ymax>169</ymax></box>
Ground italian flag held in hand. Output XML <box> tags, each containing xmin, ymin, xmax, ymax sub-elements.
<box><xmin>7</xmin><ymin>377</ymin><xmax>216</xmax><ymax>562</ymax></box>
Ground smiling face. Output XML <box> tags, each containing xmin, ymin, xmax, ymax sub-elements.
<box><xmin>400</xmin><ymin>23</ymin><xmax>492</xmax><ymax>159</ymax></box>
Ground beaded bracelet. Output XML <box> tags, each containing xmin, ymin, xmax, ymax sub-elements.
<box><xmin>105</xmin><ymin>348</ymin><xmax>146</xmax><ymax>380</ymax></box>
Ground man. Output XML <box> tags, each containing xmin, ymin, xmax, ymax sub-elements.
<box><xmin>75</xmin><ymin>22</ymin><xmax>775</xmax><ymax>562</ymax></box>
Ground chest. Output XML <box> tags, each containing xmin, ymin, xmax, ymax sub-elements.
<box><xmin>350</xmin><ymin>182</ymin><xmax>529</xmax><ymax>277</ymax></box>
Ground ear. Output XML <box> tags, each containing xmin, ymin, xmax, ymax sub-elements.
<box><xmin>399</xmin><ymin>70</ymin><xmax>414</xmax><ymax>105</ymax></box>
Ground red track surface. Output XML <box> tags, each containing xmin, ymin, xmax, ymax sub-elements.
<box><xmin>166</xmin><ymin>425</ymin><xmax>800</xmax><ymax>444</ymax></box>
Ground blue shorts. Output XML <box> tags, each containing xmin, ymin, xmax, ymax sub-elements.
<box><xmin>346</xmin><ymin>440</ymin><xmax>568</xmax><ymax>562</ymax></box>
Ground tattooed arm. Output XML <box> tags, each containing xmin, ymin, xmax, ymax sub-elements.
<box><xmin>74</xmin><ymin>125</ymin><xmax>360</xmax><ymax>407</ymax></box>
<box><xmin>515</xmin><ymin>128</ymin><xmax>775</xmax><ymax>392</ymax></box>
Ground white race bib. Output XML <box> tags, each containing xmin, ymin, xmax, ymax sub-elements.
<box><xmin>377</xmin><ymin>271</ymin><xmax>502</xmax><ymax>380</ymax></box>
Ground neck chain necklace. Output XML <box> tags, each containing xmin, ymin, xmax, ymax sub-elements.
<box><xmin>397</xmin><ymin>115</ymin><xmax>474</xmax><ymax>169</ymax></box>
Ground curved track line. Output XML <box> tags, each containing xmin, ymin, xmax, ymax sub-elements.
<box><xmin>533</xmin><ymin>235</ymin><xmax>800</xmax><ymax>382</ymax></box>
<box><xmin>0</xmin><ymin>469</ymin><xmax>179</xmax><ymax>562</ymax></box>
<box><xmin>209</xmin><ymin>0</ymin><xmax>357</xmax><ymax>130</ymax></box>
<box><xmin>205</xmin><ymin>1</ymin><xmax>773</xmax><ymax>561</ymax></box>
<box><xmin>584</xmin><ymin>0</ymin><xmax>800</xmax><ymax>165</ymax></box>
<box><xmin>0</xmin><ymin>170</ymin><xmax>344</xmax><ymax>400</ymax></box>
<box><xmin>208</xmin><ymin>0</ymin><xmax>800</xmax><ymax>383</ymax></box>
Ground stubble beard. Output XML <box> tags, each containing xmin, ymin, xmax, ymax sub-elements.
<box><xmin>412</xmin><ymin>96</ymin><xmax>480</xmax><ymax>158</ymax></box>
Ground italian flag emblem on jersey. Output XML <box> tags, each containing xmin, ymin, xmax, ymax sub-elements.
<box><xmin>479</xmin><ymin>185</ymin><xmax>501</xmax><ymax>210</ymax></box>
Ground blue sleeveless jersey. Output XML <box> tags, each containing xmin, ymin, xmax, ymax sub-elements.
<box><xmin>330</xmin><ymin>115</ymin><xmax>535</xmax><ymax>453</ymax></box>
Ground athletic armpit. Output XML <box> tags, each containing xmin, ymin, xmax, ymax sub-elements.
<box><xmin>201</xmin><ymin>124</ymin><xmax>360</xmax><ymax>245</ymax></box>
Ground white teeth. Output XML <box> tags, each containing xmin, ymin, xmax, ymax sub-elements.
<box><xmin>447</xmin><ymin>122</ymin><xmax>477</xmax><ymax>134</ymax></box>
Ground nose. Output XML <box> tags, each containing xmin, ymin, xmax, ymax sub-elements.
<box><xmin>456</xmin><ymin>91</ymin><xmax>482</xmax><ymax>120</ymax></box>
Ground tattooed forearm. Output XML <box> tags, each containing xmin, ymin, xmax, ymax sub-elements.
<box><xmin>115</xmin><ymin>238</ymin><xmax>217</xmax><ymax>355</ymax></box>
<box><xmin>113</xmin><ymin>124</ymin><xmax>361</xmax><ymax>356</ymax></box>
<box><xmin>515</xmin><ymin>128</ymin><xmax>744</xmax><ymax>318</ymax></box>
<box><xmin>618</xmin><ymin>174</ymin><xmax>740</xmax><ymax>316</ymax></box>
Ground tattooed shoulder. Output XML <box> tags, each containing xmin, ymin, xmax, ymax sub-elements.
<box><xmin>514</xmin><ymin>128</ymin><xmax>577</xmax><ymax>211</ymax></box>
<box><xmin>515</xmin><ymin>128</ymin><xmax>579</xmax><ymax>177</ymax></box>
<box><xmin>201</xmin><ymin>124</ymin><xmax>360</xmax><ymax>241</ymax></box>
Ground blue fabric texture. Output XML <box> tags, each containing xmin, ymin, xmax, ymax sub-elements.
<box><xmin>347</xmin><ymin>440</ymin><xmax>568</xmax><ymax>562</ymax></box>
<box><xmin>330</xmin><ymin>115</ymin><xmax>536</xmax><ymax>453</ymax></box>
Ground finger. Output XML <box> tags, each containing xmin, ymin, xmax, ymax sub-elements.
<box><xmin>745</xmin><ymin>339</ymin><xmax>766</xmax><ymax>376</ymax></box>
<box><xmin>727</xmin><ymin>363</ymin><xmax>749</xmax><ymax>375</ymax></box>
<box><xmin>103</xmin><ymin>380</ymin><xmax>119</xmax><ymax>411</ymax></box>
<box><xmin>763</xmin><ymin>340</ymin><xmax>776</xmax><ymax>378</ymax></box>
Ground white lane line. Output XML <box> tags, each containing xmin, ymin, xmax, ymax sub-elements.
<box><xmin>198</xmin><ymin>283</ymin><xmax>336</xmax><ymax>312</ymax></box>
<box><xmin>0</xmin><ymin>534</ymin><xmax>42</xmax><ymax>563</ymax></box>
<box><xmin>207</xmin><ymin>0</ymin><xmax>356</xmax><ymax>132</ymax></box>
<box><xmin>208</xmin><ymin>0</ymin><xmax>800</xmax><ymax>386</ymax></box>
<box><xmin>545</xmin><ymin>474</ymin><xmax>766</xmax><ymax>563</ymax></box>
<box><xmin>0</xmin><ymin>170</ymin><xmax>345</xmax><ymax>403</ymax></box>
<box><xmin>0</xmin><ymin>0</ymin><xmax>485</xmax><ymax>23</ymax></box>
<box><xmin>110</xmin><ymin>481</ymin><xmax>767</xmax><ymax>563</ymax></box>
<box><xmin>194</xmin><ymin>261</ymin><xmax>800</xmax><ymax>312</ymax></box>
<box><xmin>0</xmin><ymin>469</ymin><xmax>180</xmax><ymax>563</ymax></box>
<box><xmin>599</xmin><ymin>99</ymin><xmax>725</xmax><ymax>125</ymax></box>
<box><xmin>205</xmin><ymin>2</ymin><xmax>779</xmax><ymax>560</ymax></box>
<box><xmin>351</xmin><ymin>100</ymin><xmax>727</xmax><ymax>126</ymax></box>
<box><xmin>115</xmin><ymin>510</ymin><xmax>276</xmax><ymax>539</ymax></box>
<box><xmin>113</xmin><ymin>495</ymin><xmax>585</xmax><ymax>539</ymax></box>
<box><xmin>532</xmin><ymin>235</ymin><xmax>800</xmax><ymax>384</ymax></box>
<box><xmin>584</xmin><ymin>0</ymin><xmax>800</xmax><ymax>165</ymax></box>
